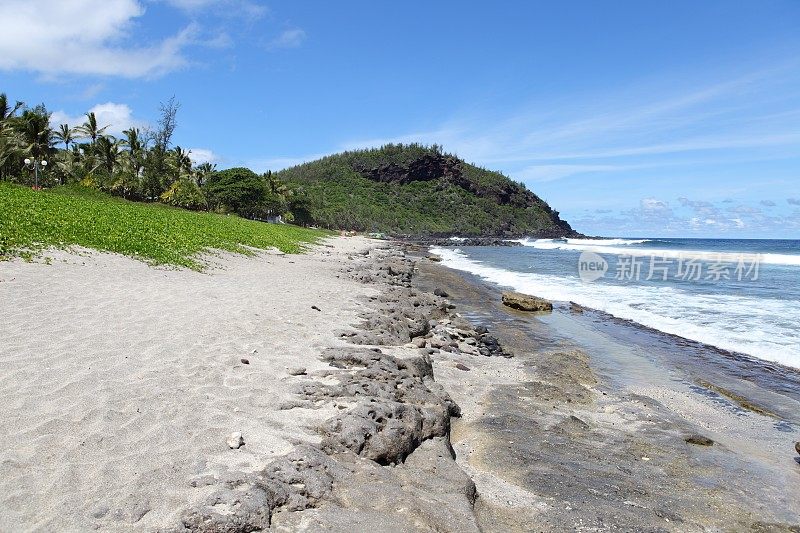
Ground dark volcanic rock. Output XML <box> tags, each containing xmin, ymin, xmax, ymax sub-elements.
<box><xmin>685</xmin><ymin>434</ymin><xmax>714</xmax><ymax>446</ymax></box>
<box><xmin>358</xmin><ymin>153</ymin><xmax>461</xmax><ymax>185</ymax></box>
<box><xmin>502</xmin><ymin>291</ymin><xmax>553</xmax><ymax>312</ymax></box>
<box><xmin>308</xmin><ymin>348</ymin><xmax>460</xmax><ymax>465</ymax></box>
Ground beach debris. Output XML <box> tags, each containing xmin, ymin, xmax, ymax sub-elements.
<box><xmin>227</xmin><ymin>432</ymin><xmax>244</xmax><ymax>449</ymax></box>
<box><xmin>433</xmin><ymin>288</ymin><xmax>449</xmax><ymax>297</ymax></box>
<box><xmin>241</xmin><ymin>358</ymin><xmax>250</xmax><ymax>365</ymax></box>
<box><xmin>455</xmin><ymin>363</ymin><xmax>471</xmax><ymax>371</ymax></box>
<box><xmin>502</xmin><ymin>291</ymin><xmax>553</xmax><ymax>312</ymax></box>
<box><xmin>685</xmin><ymin>434</ymin><xmax>714</xmax><ymax>446</ymax></box>
<box><xmin>311</xmin><ymin>305</ymin><xmax>321</xmax><ymax>311</ymax></box>
<box><xmin>288</xmin><ymin>367</ymin><xmax>307</xmax><ymax>376</ymax></box>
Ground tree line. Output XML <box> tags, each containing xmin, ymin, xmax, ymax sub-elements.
<box><xmin>0</xmin><ymin>93</ymin><xmax>307</xmax><ymax>222</ymax></box>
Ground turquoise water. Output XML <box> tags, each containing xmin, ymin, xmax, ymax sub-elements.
<box><xmin>432</xmin><ymin>238</ymin><xmax>800</xmax><ymax>368</ymax></box>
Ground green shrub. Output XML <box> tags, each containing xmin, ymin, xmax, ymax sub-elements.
<box><xmin>160</xmin><ymin>178</ymin><xmax>207</xmax><ymax>210</ymax></box>
<box><xmin>204</xmin><ymin>167</ymin><xmax>273</xmax><ymax>219</ymax></box>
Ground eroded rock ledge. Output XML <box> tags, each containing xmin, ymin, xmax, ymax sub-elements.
<box><xmin>168</xmin><ymin>245</ymin><xmax>493</xmax><ymax>532</ymax></box>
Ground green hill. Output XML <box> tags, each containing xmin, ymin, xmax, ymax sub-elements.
<box><xmin>277</xmin><ymin>144</ymin><xmax>578</xmax><ymax>237</ymax></box>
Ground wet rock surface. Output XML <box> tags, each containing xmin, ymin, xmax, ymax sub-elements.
<box><xmin>412</xmin><ymin>256</ymin><xmax>800</xmax><ymax>532</ymax></box>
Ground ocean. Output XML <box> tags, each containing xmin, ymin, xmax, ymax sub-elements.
<box><xmin>431</xmin><ymin>237</ymin><xmax>800</xmax><ymax>369</ymax></box>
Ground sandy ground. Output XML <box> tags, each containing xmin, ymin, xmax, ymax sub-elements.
<box><xmin>0</xmin><ymin>237</ymin><xmax>376</xmax><ymax>532</ymax></box>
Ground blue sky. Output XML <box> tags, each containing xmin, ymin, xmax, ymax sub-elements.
<box><xmin>1</xmin><ymin>0</ymin><xmax>799</xmax><ymax>238</ymax></box>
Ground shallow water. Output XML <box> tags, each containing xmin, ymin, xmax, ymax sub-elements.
<box><xmin>432</xmin><ymin>237</ymin><xmax>800</xmax><ymax>368</ymax></box>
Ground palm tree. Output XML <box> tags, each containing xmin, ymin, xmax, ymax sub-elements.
<box><xmin>0</xmin><ymin>127</ymin><xmax>22</xmax><ymax>181</ymax></box>
<box><xmin>75</xmin><ymin>112</ymin><xmax>108</xmax><ymax>146</ymax></box>
<box><xmin>0</xmin><ymin>93</ymin><xmax>23</xmax><ymax>124</ymax></box>
<box><xmin>95</xmin><ymin>136</ymin><xmax>122</xmax><ymax>175</ymax></box>
<box><xmin>171</xmin><ymin>146</ymin><xmax>193</xmax><ymax>178</ymax></box>
<box><xmin>265</xmin><ymin>170</ymin><xmax>291</xmax><ymax>198</ymax></box>
<box><xmin>0</xmin><ymin>93</ymin><xmax>24</xmax><ymax>180</ymax></box>
<box><xmin>18</xmin><ymin>108</ymin><xmax>53</xmax><ymax>161</ymax></box>
<box><xmin>193</xmin><ymin>162</ymin><xmax>216</xmax><ymax>186</ymax></box>
<box><xmin>54</xmin><ymin>124</ymin><xmax>73</xmax><ymax>151</ymax></box>
<box><xmin>122</xmin><ymin>128</ymin><xmax>142</xmax><ymax>155</ymax></box>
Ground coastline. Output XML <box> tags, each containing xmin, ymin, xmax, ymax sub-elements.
<box><xmin>412</xmin><ymin>248</ymin><xmax>800</xmax><ymax>531</ymax></box>
<box><xmin>0</xmin><ymin>238</ymin><xmax>798</xmax><ymax>531</ymax></box>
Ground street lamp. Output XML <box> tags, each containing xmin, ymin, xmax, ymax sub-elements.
<box><xmin>23</xmin><ymin>157</ymin><xmax>48</xmax><ymax>189</ymax></box>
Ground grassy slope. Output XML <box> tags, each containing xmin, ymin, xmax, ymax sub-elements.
<box><xmin>278</xmin><ymin>145</ymin><xmax>572</xmax><ymax>236</ymax></box>
<box><xmin>0</xmin><ymin>183</ymin><xmax>326</xmax><ymax>269</ymax></box>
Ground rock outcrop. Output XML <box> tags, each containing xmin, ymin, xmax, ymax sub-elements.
<box><xmin>169</xmin><ymin>245</ymin><xmax>494</xmax><ymax>532</ymax></box>
<box><xmin>501</xmin><ymin>291</ymin><xmax>553</xmax><ymax>312</ymax></box>
<box><xmin>358</xmin><ymin>153</ymin><xmax>462</xmax><ymax>185</ymax></box>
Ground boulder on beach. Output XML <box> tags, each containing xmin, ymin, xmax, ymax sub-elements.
<box><xmin>685</xmin><ymin>434</ymin><xmax>714</xmax><ymax>446</ymax></box>
<box><xmin>502</xmin><ymin>291</ymin><xmax>553</xmax><ymax>312</ymax></box>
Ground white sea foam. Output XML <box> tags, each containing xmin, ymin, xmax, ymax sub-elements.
<box><xmin>566</xmin><ymin>238</ymin><xmax>652</xmax><ymax>246</ymax></box>
<box><xmin>432</xmin><ymin>247</ymin><xmax>800</xmax><ymax>369</ymax></box>
<box><xmin>511</xmin><ymin>238</ymin><xmax>800</xmax><ymax>266</ymax></box>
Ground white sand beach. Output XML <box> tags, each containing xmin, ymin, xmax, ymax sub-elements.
<box><xmin>0</xmin><ymin>237</ymin><xmax>376</xmax><ymax>531</ymax></box>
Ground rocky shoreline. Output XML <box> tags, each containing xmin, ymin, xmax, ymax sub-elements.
<box><xmin>411</xmin><ymin>254</ymin><xmax>800</xmax><ymax>532</ymax></box>
<box><xmin>165</xmin><ymin>240</ymin><xmax>799</xmax><ymax>532</ymax></box>
<box><xmin>169</xmin><ymin>244</ymin><xmax>505</xmax><ymax>531</ymax></box>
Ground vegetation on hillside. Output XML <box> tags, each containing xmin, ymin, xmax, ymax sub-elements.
<box><xmin>0</xmin><ymin>182</ymin><xmax>325</xmax><ymax>269</ymax></box>
<box><xmin>0</xmin><ymin>91</ymin><xmax>575</xmax><ymax>238</ymax></box>
<box><xmin>277</xmin><ymin>144</ymin><xmax>577</xmax><ymax>236</ymax></box>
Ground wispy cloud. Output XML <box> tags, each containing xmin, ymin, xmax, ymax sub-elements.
<box><xmin>268</xmin><ymin>28</ymin><xmax>306</xmax><ymax>50</ymax></box>
<box><xmin>336</xmin><ymin>61</ymin><xmax>800</xmax><ymax>185</ymax></box>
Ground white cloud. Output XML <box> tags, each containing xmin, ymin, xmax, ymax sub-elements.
<box><xmin>51</xmin><ymin>103</ymin><xmax>146</xmax><ymax>137</ymax></box>
<box><xmin>0</xmin><ymin>0</ymin><xmax>193</xmax><ymax>78</ymax></box>
<box><xmin>188</xmin><ymin>148</ymin><xmax>218</xmax><ymax>164</ymax></box>
<box><xmin>268</xmin><ymin>29</ymin><xmax>306</xmax><ymax>49</ymax></box>
<box><xmin>641</xmin><ymin>198</ymin><xmax>670</xmax><ymax>213</ymax></box>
